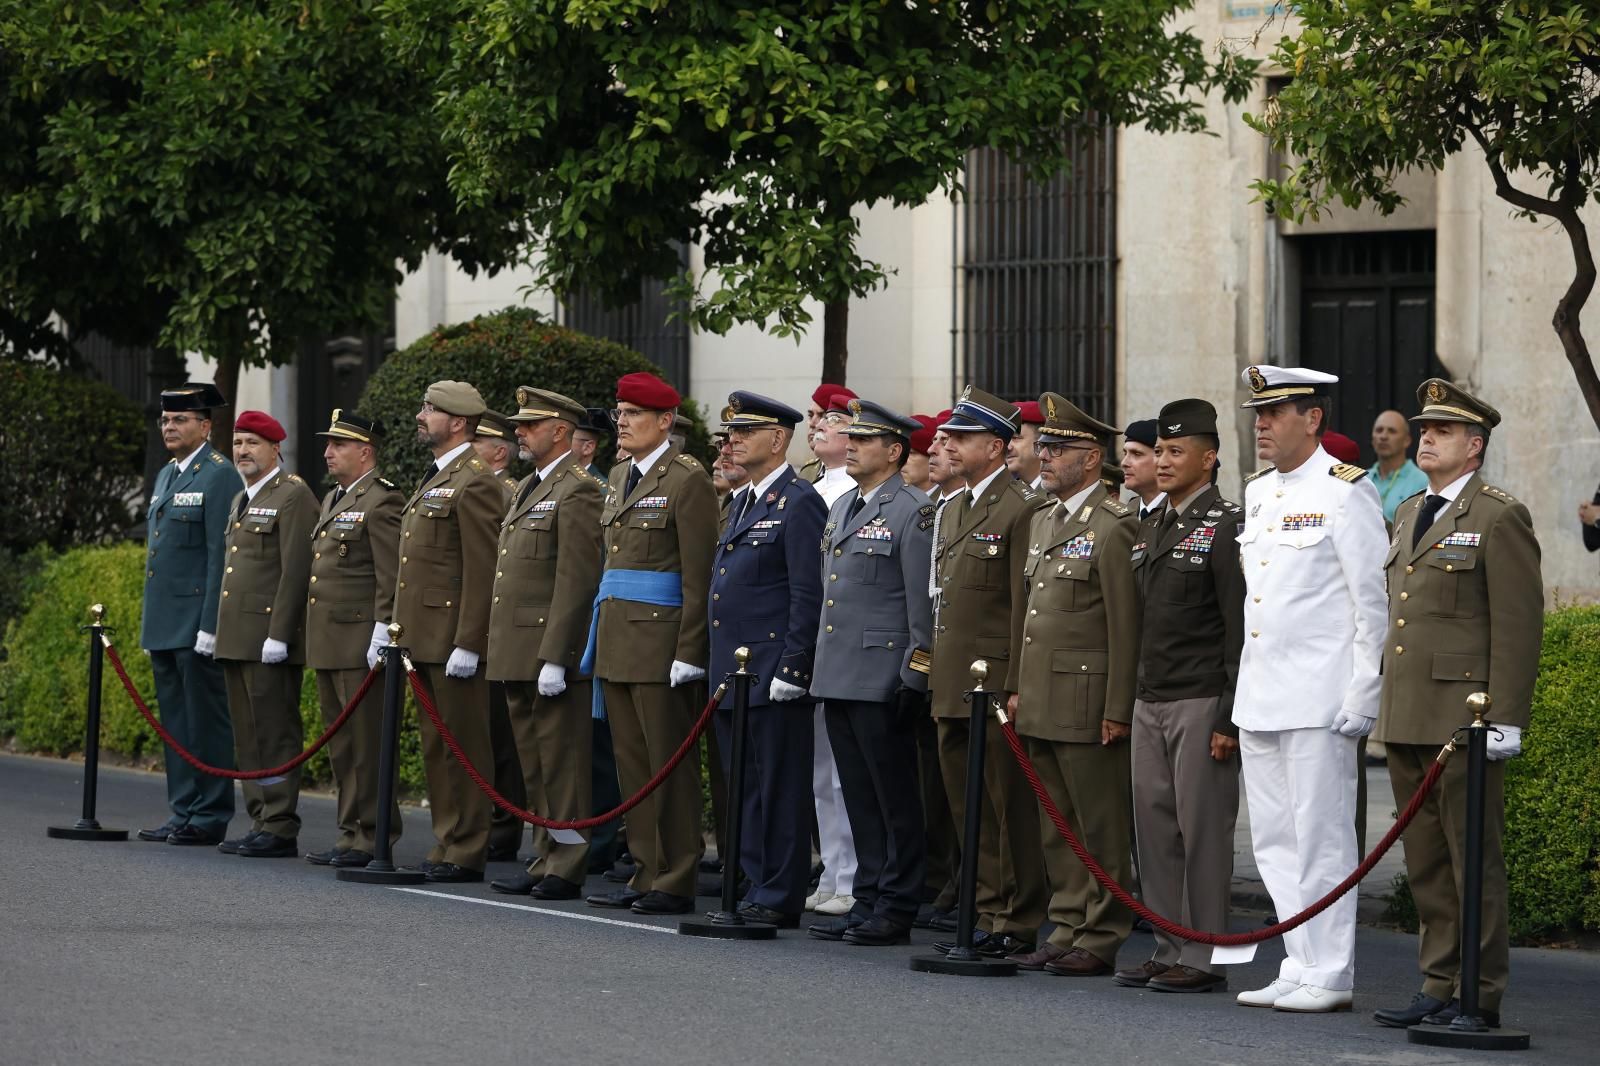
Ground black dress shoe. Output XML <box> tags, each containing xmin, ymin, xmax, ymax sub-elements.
<box><xmin>330</xmin><ymin>849</ymin><xmax>374</xmax><ymax>868</ymax></box>
<box><xmin>137</xmin><ymin>820</ymin><xmax>184</xmax><ymax>843</ymax></box>
<box><xmin>587</xmin><ymin>887</ymin><xmax>646</xmax><ymax>909</ymax></box>
<box><xmin>304</xmin><ymin>846</ymin><xmax>342</xmax><ymax>865</ymax></box>
<box><xmin>736</xmin><ymin>902</ymin><xmax>800</xmax><ymax>929</ymax></box>
<box><xmin>425</xmin><ymin>863</ymin><xmax>484</xmax><ymax>883</ymax></box>
<box><xmin>978</xmin><ymin>933</ymin><xmax>1033</xmax><ymax>958</ymax></box>
<box><xmin>1374</xmin><ymin>993</ymin><xmax>1452</xmax><ymax>1029</ymax></box>
<box><xmin>843</xmin><ymin>915</ymin><xmax>911</xmax><ymax>946</ymax></box>
<box><xmin>218</xmin><ymin>829</ymin><xmax>266</xmax><ymax>855</ymax></box>
<box><xmin>404</xmin><ymin>858</ymin><xmax>441</xmax><ymax>876</ymax></box>
<box><xmin>166</xmin><ymin>824</ymin><xmax>225</xmax><ymax>846</ymax></box>
<box><xmin>933</xmin><ymin>929</ymin><xmax>992</xmax><ymax>955</ymax></box>
<box><xmin>807</xmin><ymin>915</ymin><xmax>861</xmax><ymax>941</ymax></box>
<box><xmin>1421</xmin><ymin>1002</ymin><xmax>1500</xmax><ymax>1029</ymax></box>
<box><xmin>237</xmin><ymin>833</ymin><xmax>298</xmax><ymax>859</ymax></box>
<box><xmin>631</xmin><ymin>891</ymin><xmax>694</xmax><ymax>915</ymax></box>
<box><xmin>530</xmin><ymin>875</ymin><xmax>583</xmax><ymax>901</ymax></box>
<box><xmin>486</xmin><ymin>843</ymin><xmax>522</xmax><ymax>863</ymax></box>
<box><xmin>913</xmin><ymin>907</ymin><xmax>954</xmax><ymax>930</ymax></box>
<box><xmin>490</xmin><ymin>870</ymin><xmax>539</xmax><ymax>895</ymax></box>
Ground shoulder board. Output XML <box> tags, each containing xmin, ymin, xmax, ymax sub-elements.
<box><xmin>1217</xmin><ymin>499</ymin><xmax>1243</xmax><ymax>514</ymax></box>
<box><xmin>918</xmin><ymin>503</ymin><xmax>936</xmax><ymax>518</ymax></box>
<box><xmin>375</xmin><ymin>476</ymin><xmax>397</xmax><ymax>491</ymax></box>
<box><xmin>209</xmin><ymin>452</ymin><xmax>226</xmax><ymax>464</ymax></box>
<box><xmin>674</xmin><ymin>453</ymin><xmax>704</xmax><ymax>472</ymax></box>
<box><xmin>501</xmin><ymin>475</ymin><xmax>517</xmax><ymax>489</ymax></box>
<box><xmin>1329</xmin><ymin>463</ymin><xmax>1367</xmax><ymax>483</ymax></box>
<box><xmin>467</xmin><ymin>457</ymin><xmax>485</xmax><ymax>470</ymax></box>
<box><xmin>287</xmin><ymin>473</ymin><xmax>304</xmax><ymax>484</ymax></box>
<box><xmin>1479</xmin><ymin>484</ymin><xmax>1521</xmax><ymax>506</ymax></box>
<box><xmin>1008</xmin><ymin>479</ymin><xmax>1040</xmax><ymax>501</ymax></box>
<box><xmin>1243</xmin><ymin>466</ymin><xmax>1275</xmax><ymax>485</ymax></box>
<box><xmin>1100</xmin><ymin>496</ymin><xmax>1131</xmax><ymax>517</ymax></box>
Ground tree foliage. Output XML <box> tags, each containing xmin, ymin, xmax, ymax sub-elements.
<box><xmin>1250</xmin><ymin>1</ymin><xmax>1600</xmax><ymax>428</ymax></box>
<box><xmin>389</xmin><ymin>0</ymin><xmax>1256</xmax><ymax>380</ymax></box>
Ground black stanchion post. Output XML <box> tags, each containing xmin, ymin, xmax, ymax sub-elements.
<box><xmin>48</xmin><ymin>604</ymin><xmax>128</xmax><ymax>842</ymax></box>
<box><xmin>338</xmin><ymin>624</ymin><xmax>425</xmax><ymax>886</ymax></box>
<box><xmin>1409</xmin><ymin>692</ymin><xmax>1530</xmax><ymax>1051</ymax></box>
<box><xmin>910</xmin><ymin>660</ymin><xmax>1016</xmax><ymax>977</ymax></box>
<box><xmin>682</xmin><ymin>647</ymin><xmax>776</xmax><ymax>939</ymax></box>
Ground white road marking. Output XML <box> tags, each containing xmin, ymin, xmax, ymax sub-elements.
<box><xmin>391</xmin><ymin>887</ymin><xmax>679</xmax><ymax>934</ymax></box>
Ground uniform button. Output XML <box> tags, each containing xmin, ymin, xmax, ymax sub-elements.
<box><xmin>404</xmin><ymin>531</ymin><xmax>411</xmax><ymax>539</ymax></box>
<box><xmin>611</xmin><ymin>545</ymin><xmax>619</xmax><ymax>553</ymax></box>
<box><xmin>1396</xmin><ymin>618</ymin><xmax>1406</xmax><ymax>628</ymax></box>
<box><xmin>445</xmin><ymin>601</ymin><xmax>452</xmax><ymax>608</ymax></box>
<box><xmin>309</xmin><ymin>576</ymin><xmax>317</xmax><ymax>583</ymax></box>
<box><xmin>769</xmin><ymin>632</ymin><xmax>776</xmax><ymax>639</ymax></box>
<box><xmin>1395</xmin><ymin>645</ymin><xmax>1404</xmax><ymax>655</ymax></box>
<box><xmin>231</xmin><ymin>545</ymin><xmax>238</xmax><ymax>553</ymax></box>
<box><xmin>501</xmin><ymin>548</ymin><xmax>508</xmax><ymax>555</ymax></box>
<box><xmin>833</xmin><ymin>549</ymin><xmax>842</xmax><ymax>557</ymax></box>
<box><xmin>1444</xmin><ymin>564</ymin><xmax>1454</xmax><ymax>572</ymax></box>
<box><xmin>539</xmin><ymin>619</ymin><xmax>545</xmax><ymax>625</ymax></box>
<box><xmin>222</xmin><ymin>590</ymin><xmax>229</xmax><ymax>597</ymax></box>
<box><xmin>399</xmin><ymin>581</ymin><xmax>406</xmax><ymax>589</ymax></box>
<box><xmin>1024</xmin><ymin>636</ymin><xmax>1032</xmax><ymax>645</ymax></box>
<box><xmin>1400</xmin><ymin>591</ymin><xmax>1409</xmax><ymax>601</ymax></box>
<box><xmin>722</xmin><ymin>568</ymin><xmax>729</xmax><ymax>575</ymax></box>
<box><xmin>826</xmin><ymin>625</ymin><xmax>834</xmax><ymax>633</ymax></box>
<box><xmin>1252</xmin><ymin>596</ymin><xmax>1261</xmax><ymax>603</ymax></box>
<box><xmin>829</xmin><ymin>574</ymin><xmax>837</xmax><ymax>582</ymax></box>
<box><xmin>148</xmin><ymin>570</ymin><xmax>154</xmax><ymax>577</ymax></box>
<box><xmin>1065</xmin><ymin>569</ymin><xmax>1073</xmax><ymax>576</ymax></box>
<box><xmin>887</xmin><ymin>642</ymin><xmax>894</xmax><ymax>649</ymax></box>
<box><xmin>1267</xmin><ymin>525</ymin><xmax>1275</xmax><ymax>532</ymax></box>
<box><xmin>826</xmin><ymin>599</ymin><xmax>834</xmax><ymax>607</ymax></box>
<box><xmin>712</xmin><ymin>593</ymin><xmax>720</xmax><ymax>601</ymax></box>
<box><xmin>713</xmin><ymin>620</ymin><xmax>720</xmax><ymax>628</ymax></box>
<box><xmin>1029</xmin><ymin>609</ymin><xmax>1037</xmax><ymax>616</ymax></box>
<box><xmin>314</xmin><ymin>552</ymin><xmax>321</xmax><ymax>560</ymax></box>
<box><xmin>402</xmin><ymin>556</ymin><xmax>408</xmax><ymax>564</ymax></box>
<box><xmin>1080</xmin><ymin>665</ymin><xmax>1088</xmax><ymax>672</ymax></box>
<box><xmin>1260</xmin><ymin>560</ymin><xmax>1268</xmax><ymax>566</ymax></box>
<box><xmin>496</xmin><ymin>571</ymin><xmax>503</xmax><ymax>578</ymax></box>
<box><xmin>651</xmin><ymin>611</ymin><xmax>657</xmax><ymax>618</ymax></box>
<box><xmin>1251</xmin><ymin>630</ymin><xmax>1260</xmax><ymax>638</ymax></box>
<box><xmin>494</xmin><ymin>596</ymin><xmax>500</xmax><ymax>604</ymax></box>
<box><xmin>1405</xmin><ymin>565</ymin><xmax>1413</xmax><ymax>574</ymax></box>
<box><xmin>153</xmin><ymin>531</ymin><xmax>160</xmax><ymax>537</ymax></box>
<box><xmin>1036</xmin><ymin>582</ymin><xmax>1044</xmax><ymax>589</ymax></box>
<box><xmin>725</xmin><ymin>543</ymin><xmax>732</xmax><ymax>551</ymax></box>
<box><xmin>226</xmin><ymin>566</ymin><xmax>233</xmax><ymax>573</ymax></box>
<box><xmin>321</xmin><ymin>531</ymin><xmax>328</xmax><ymax>538</ymax></box>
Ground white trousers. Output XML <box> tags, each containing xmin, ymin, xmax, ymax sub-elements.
<box><xmin>1239</xmin><ymin>726</ymin><xmax>1358</xmax><ymax>991</ymax></box>
<box><xmin>813</xmin><ymin>706</ymin><xmax>857</xmax><ymax>896</ymax></box>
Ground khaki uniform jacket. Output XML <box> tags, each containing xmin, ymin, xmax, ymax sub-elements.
<box><xmin>305</xmin><ymin>472</ymin><xmax>403</xmax><ymax>671</ymax></box>
<box><xmin>930</xmin><ymin>472</ymin><xmax>1046</xmax><ymax>716</ymax></box>
<box><xmin>1014</xmin><ymin>485</ymin><xmax>1140</xmax><ymax>742</ymax></box>
<box><xmin>1375</xmin><ymin>474</ymin><xmax>1543</xmax><ymax>745</ymax></box>
<box><xmin>487</xmin><ymin>457</ymin><xmax>605</xmax><ymax>681</ymax></box>
<box><xmin>215</xmin><ymin>471</ymin><xmax>319</xmax><ymax>663</ymax></box>
<box><xmin>593</xmin><ymin>446</ymin><xmax>719</xmax><ymax>683</ymax></box>
<box><xmin>393</xmin><ymin>449</ymin><xmax>506</xmax><ymax>663</ymax></box>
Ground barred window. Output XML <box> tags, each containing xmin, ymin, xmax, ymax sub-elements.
<box><xmin>560</xmin><ymin>245</ymin><xmax>691</xmax><ymax>391</ymax></box>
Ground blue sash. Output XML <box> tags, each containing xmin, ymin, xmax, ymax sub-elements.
<box><xmin>579</xmin><ymin>569</ymin><xmax>684</xmax><ymax>719</ymax></box>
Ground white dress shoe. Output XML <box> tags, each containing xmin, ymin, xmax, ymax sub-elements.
<box><xmin>814</xmin><ymin>893</ymin><xmax>855</xmax><ymax>916</ymax></box>
<box><xmin>1272</xmin><ymin>984</ymin><xmax>1353</xmax><ymax>1013</ymax></box>
<box><xmin>804</xmin><ymin>890</ymin><xmax>834</xmax><ymax>912</ymax></box>
<box><xmin>1236</xmin><ymin>978</ymin><xmax>1300</xmax><ymax>1007</ymax></box>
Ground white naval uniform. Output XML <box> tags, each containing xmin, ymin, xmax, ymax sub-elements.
<box><xmin>1235</xmin><ymin>445</ymin><xmax>1388</xmax><ymax>991</ymax></box>
<box><xmin>811</xmin><ymin>464</ymin><xmax>858</xmax><ymax>899</ymax></box>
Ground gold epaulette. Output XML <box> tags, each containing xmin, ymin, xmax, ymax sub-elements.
<box><xmin>908</xmin><ymin>648</ymin><xmax>932</xmax><ymax>675</ymax></box>
<box><xmin>467</xmin><ymin>456</ymin><xmax>485</xmax><ymax>470</ymax></box>
<box><xmin>375</xmin><ymin>476</ymin><xmax>397</xmax><ymax>491</ymax></box>
<box><xmin>674</xmin><ymin>453</ymin><xmax>704</xmax><ymax>472</ymax></box>
<box><xmin>288</xmin><ymin>473</ymin><xmax>304</xmax><ymax>483</ymax></box>
<box><xmin>209</xmin><ymin>452</ymin><xmax>226</xmax><ymax>464</ymax></box>
<box><xmin>1480</xmin><ymin>484</ymin><xmax>1521</xmax><ymax>506</ymax></box>
<box><xmin>1243</xmin><ymin>466</ymin><xmax>1275</xmax><ymax>485</ymax></box>
<box><xmin>1329</xmin><ymin>463</ymin><xmax>1367</xmax><ymax>483</ymax></box>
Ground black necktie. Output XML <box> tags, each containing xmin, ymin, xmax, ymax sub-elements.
<box><xmin>1158</xmin><ymin>505</ymin><xmax>1179</xmax><ymax>541</ymax></box>
<box><xmin>331</xmin><ymin>486</ymin><xmax>346</xmax><ymax>509</ymax></box>
<box><xmin>848</xmin><ymin>492</ymin><xmax>866</xmax><ymax>520</ymax></box>
<box><xmin>234</xmin><ymin>494</ymin><xmax>247</xmax><ymax>521</ymax></box>
<box><xmin>516</xmin><ymin>473</ymin><xmax>541</xmax><ymax>508</ymax></box>
<box><xmin>737</xmin><ymin>488</ymin><xmax>754</xmax><ymax>527</ymax></box>
<box><xmin>1413</xmin><ymin>494</ymin><xmax>1447</xmax><ymax>548</ymax></box>
<box><xmin>422</xmin><ymin>461</ymin><xmax>439</xmax><ymax>487</ymax></box>
<box><xmin>625</xmin><ymin>463</ymin><xmax>642</xmax><ymax>499</ymax></box>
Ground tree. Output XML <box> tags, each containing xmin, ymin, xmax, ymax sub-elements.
<box><xmin>392</xmin><ymin>0</ymin><xmax>1256</xmax><ymax>384</ymax></box>
<box><xmin>0</xmin><ymin>0</ymin><xmax>526</xmax><ymax>443</ymax></box>
<box><xmin>1249</xmin><ymin>1</ymin><xmax>1600</xmax><ymax>428</ymax></box>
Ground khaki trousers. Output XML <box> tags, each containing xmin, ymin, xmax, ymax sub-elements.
<box><xmin>411</xmin><ymin>662</ymin><xmax>493</xmax><ymax>870</ymax></box>
<box><xmin>936</xmin><ymin>714</ymin><xmax>1047</xmax><ymax>939</ymax></box>
<box><xmin>223</xmin><ymin>660</ymin><xmax>304</xmax><ymax>837</ymax></box>
<box><xmin>601</xmin><ymin>679</ymin><xmax>704</xmax><ymax>899</ymax></box>
<box><xmin>506</xmin><ymin>679</ymin><xmax>593</xmax><ymax>884</ymax></box>
<box><xmin>1387</xmin><ymin>743</ymin><xmax>1509</xmax><ymax>1012</ymax></box>
<box><xmin>315</xmin><ymin>667</ymin><xmax>399</xmax><ymax>854</ymax></box>
<box><xmin>1131</xmin><ymin>696</ymin><xmax>1239</xmax><ymax>972</ymax></box>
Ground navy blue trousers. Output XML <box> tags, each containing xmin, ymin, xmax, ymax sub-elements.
<box><xmin>714</xmin><ymin>702</ymin><xmax>815</xmax><ymax>914</ymax></box>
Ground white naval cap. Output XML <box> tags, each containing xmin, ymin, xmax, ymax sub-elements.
<box><xmin>1239</xmin><ymin>365</ymin><xmax>1340</xmax><ymax>408</ymax></box>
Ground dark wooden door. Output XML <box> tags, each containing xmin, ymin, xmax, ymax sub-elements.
<box><xmin>295</xmin><ymin>313</ymin><xmax>394</xmax><ymax>496</ymax></box>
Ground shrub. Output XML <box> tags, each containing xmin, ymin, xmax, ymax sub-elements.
<box><xmin>358</xmin><ymin>306</ymin><xmax>714</xmax><ymax>489</ymax></box>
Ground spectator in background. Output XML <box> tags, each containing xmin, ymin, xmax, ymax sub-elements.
<box><xmin>1368</xmin><ymin>410</ymin><xmax>1429</xmax><ymax>523</ymax></box>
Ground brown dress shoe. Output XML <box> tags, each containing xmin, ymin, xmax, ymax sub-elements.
<box><xmin>1113</xmin><ymin>959</ymin><xmax>1172</xmax><ymax>988</ymax></box>
<box><xmin>1008</xmin><ymin>942</ymin><xmax>1069</xmax><ymax>971</ymax></box>
<box><xmin>1147</xmin><ymin>964</ymin><xmax>1227</xmax><ymax>993</ymax></box>
<box><xmin>1043</xmin><ymin>947</ymin><xmax>1112</xmax><ymax>976</ymax></box>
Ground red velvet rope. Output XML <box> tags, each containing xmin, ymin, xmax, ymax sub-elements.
<box><xmin>407</xmin><ymin>666</ymin><xmax>722</xmax><ymax>831</ymax></box>
<box><xmin>104</xmin><ymin>638</ymin><xmax>377</xmax><ymax>781</ymax></box>
<box><xmin>996</xmin><ymin>712</ymin><xmax>1449</xmax><ymax>946</ymax></box>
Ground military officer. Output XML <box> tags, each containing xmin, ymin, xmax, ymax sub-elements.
<box><xmin>138</xmin><ymin>382</ymin><xmax>243</xmax><ymax>846</ymax></box>
<box><xmin>573</xmin><ymin>405</ymin><xmax>623</xmax><ymax>869</ymax></box>
<box><xmin>708</xmin><ymin>391</ymin><xmax>827</xmax><ymax>927</ymax></box>
<box><xmin>929</xmin><ymin>387</ymin><xmax>1050</xmax><ymax>960</ymax></box>
<box><xmin>1113</xmin><ymin>399</ymin><xmax>1245</xmax><ymax>994</ymax></box>
<box><xmin>582</xmin><ymin>372</ymin><xmax>719</xmax><ymax>915</ymax></box>
<box><xmin>303</xmin><ymin>409</ymin><xmax>403</xmax><ymax>868</ymax></box>
<box><xmin>395</xmin><ymin>380</ymin><xmax>506</xmax><ymax>882</ymax></box>
<box><xmin>485</xmin><ymin>387</ymin><xmax>606</xmax><ymax>899</ymax></box>
<box><xmin>472</xmin><ymin>408</ymin><xmax>528</xmax><ymax>862</ymax></box>
<box><xmin>1233</xmin><ymin>365</ymin><xmax>1389</xmax><ymax>1013</ymax></box>
<box><xmin>801</xmin><ymin>383</ymin><xmax>856</xmax><ymax>483</ymax></box>
<box><xmin>1004</xmin><ymin>393</ymin><xmax>1138</xmax><ymax>975</ymax></box>
<box><xmin>213</xmin><ymin>410</ymin><xmax>318</xmax><ymax>857</ymax></box>
<box><xmin>1371</xmin><ymin>380</ymin><xmax>1542</xmax><ymax>1031</ymax></box>
<box><xmin>1006</xmin><ymin>400</ymin><xmax>1046</xmax><ymax>490</ymax></box>
<box><xmin>806</xmin><ymin>399</ymin><xmax>934</xmax><ymax>945</ymax></box>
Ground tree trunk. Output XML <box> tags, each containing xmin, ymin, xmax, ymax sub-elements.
<box><xmin>822</xmin><ymin>297</ymin><xmax>849</xmax><ymax>386</ymax></box>
<box><xmin>1550</xmin><ymin>210</ymin><xmax>1600</xmax><ymax>434</ymax></box>
<box><xmin>209</xmin><ymin>346</ymin><xmax>241</xmax><ymax>452</ymax></box>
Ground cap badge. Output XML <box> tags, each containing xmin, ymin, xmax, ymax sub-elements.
<box><xmin>1167</xmin><ymin>423</ymin><xmax>1182</xmax><ymax>433</ymax></box>
<box><xmin>729</xmin><ymin>394</ymin><xmax>743</xmax><ymax>414</ymax></box>
<box><xmin>1426</xmin><ymin>381</ymin><xmax>1445</xmax><ymax>403</ymax></box>
<box><xmin>1247</xmin><ymin>367</ymin><xmax>1267</xmax><ymax>392</ymax></box>
<box><xmin>848</xmin><ymin>398</ymin><xmax>863</xmax><ymax>416</ymax></box>
<box><xmin>1045</xmin><ymin>395</ymin><xmax>1058</xmax><ymax>421</ymax></box>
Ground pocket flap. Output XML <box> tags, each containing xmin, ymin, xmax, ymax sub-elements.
<box><xmin>849</xmin><ymin>536</ymin><xmax>896</xmax><ymax>557</ymax></box>
<box><xmin>419</xmin><ymin>498</ymin><xmax>454</xmax><ymax>518</ymax></box>
<box><xmin>1052</xmin><ymin>559</ymin><xmax>1092</xmax><ymax>581</ymax></box>
<box><xmin>1052</xmin><ymin>649</ymin><xmax>1108</xmax><ymax>674</ymax></box>
<box><xmin>243</xmin><ymin>513</ymin><xmax>278</xmax><ymax>533</ymax></box>
<box><xmin>1430</xmin><ymin>652</ymin><xmax>1487</xmax><ymax>682</ymax></box>
<box><xmin>862</xmin><ymin>628</ymin><xmax>910</xmax><ymax>650</ymax></box>
<box><xmin>331</xmin><ymin>524</ymin><xmax>366</xmax><ymax>541</ymax></box>
<box><xmin>1424</xmin><ymin>550</ymin><xmax>1477</xmax><ymax>572</ymax></box>
<box><xmin>963</xmin><ymin>539</ymin><xmax>1007</xmax><ymax>560</ymax></box>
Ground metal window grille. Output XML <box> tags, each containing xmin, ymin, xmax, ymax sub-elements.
<box><xmin>560</xmin><ymin>247</ymin><xmax>691</xmax><ymax>391</ymax></box>
<box><xmin>959</xmin><ymin>125</ymin><xmax>1117</xmax><ymax>421</ymax></box>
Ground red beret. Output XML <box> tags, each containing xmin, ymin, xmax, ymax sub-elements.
<box><xmin>909</xmin><ymin>414</ymin><xmax>937</xmax><ymax>456</ymax></box>
<box><xmin>1323</xmin><ymin>430</ymin><xmax>1361</xmax><ymax>465</ymax></box>
<box><xmin>234</xmin><ymin>410</ymin><xmax>286</xmax><ymax>443</ymax></box>
<box><xmin>811</xmin><ymin>383</ymin><xmax>857</xmax><ymax>409</ymax></box>
<box><xmin>1015</xmin><ymin>401</ymin><xmax>1044</xmax><ymax>426</ymax></box>
<box><xmin>934</xmin><ymin>408</ymin><xmax>954</xmax><ymax>427</ymax></box>
<box><xmin>616</xmin><ymin>372</ymin><xmax>680</xmax><ymax>410</ymax></box>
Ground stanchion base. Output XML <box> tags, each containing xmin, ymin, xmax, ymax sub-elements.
<box><xmin>679</xmin><ymin>912</ymin><xmax>778</xmax><ymax>940</ymax></box>
<box><xmin>1408</xmin><ymin>1022</ymin><xmax>1531</xmax><ymax>1051</ymax></box>
<box><xmin>336</xmin><ymin>864</ymin><xmax>427</xmax><ymax>886</ymax></box>
<box><xmin>46</xmin><ymin>824</ymin><xmax>128</xmax><ymax>842</ymax></box>
<box><xmin>908</xmin><ymin>952</ymin><xmax>1018</xmax><ymax>977</ymax></box>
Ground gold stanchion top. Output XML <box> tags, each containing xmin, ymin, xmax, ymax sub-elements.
<box><xmin>1466</xmin><ymin>691</ymin><xmax>1491</xmax><ymax>727</ymax></box>
<box><xmin>734</xmin><ymin>646</ymin><xmax>750</xmax><ymax>671</ymax></box>
<box><xmin>387</xmin><ymin>622</ymin><xmax>404</xmax><ymax>644</ymax></box>
<box><xmin>89</xmin><ymin>603</ymin><xmax>106</xmax><ymax>624</ymax></box>
<box><xmin>970</xmin><ymin>659</ymin><xmax>989</xmax><ymax>686</ymax></box>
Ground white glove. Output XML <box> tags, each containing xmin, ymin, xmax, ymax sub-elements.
<box><xmin>193</xmin><ymin>630</ymin><xmax>216</xmax><ymax>657</ymax></box>
<box><xmin>366</xmin><ymin>622</ymin><xmax>389</xmax><ymax>671</ymax></box>
<box><xmin>1486</xmin><ymin>724</ymin><xmax>1523</xmax><ymax>761</ymax></box>
<box><xmin>538</xmin><ymin>662</ymin><xmax>567</xmax><ymax>697</ymax></box>
<box><xmin>770</xmin><ymin>678</ymin><xmax>808</xmax><ymax>703</ymax></box>
<box><xmin>261</xmin><ymin>638</ymin><xmax>289</xmax><ymax>665</ymax></box>
<box><xmin>669</xmin><ymin>660</ymin><xmax>706</xmax><ymax>687</ymax></box>
<box><xmin>1330</xmin><ymin>708</ymin><xmax>1375</xmax><ymax>738</ymax></box>
<box><xmin>445</xmin><ymin>647</ymin><xmax>480</xmax><ymax>679</ymax></box>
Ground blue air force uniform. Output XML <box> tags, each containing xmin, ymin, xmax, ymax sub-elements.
<box><xmin>140</xmin><ymin>384</ymin><xmax>244</xmax><ymax>837</ymax></box>
<box><xmin>707</xmin><ymin>392</ymin><xmax>828</xmax><ymax>916</ymax></box>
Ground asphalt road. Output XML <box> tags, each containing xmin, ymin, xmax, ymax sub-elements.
<box><xmin>2</xmin><ymin>752</ymin><xmax>1593</xmax><ymax>1065</ymax></box>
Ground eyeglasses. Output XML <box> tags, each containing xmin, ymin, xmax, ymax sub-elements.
<box><xmin>419</xmin><ymin>401</ymin><xmax>438</xmax><ymax>415</ymax></box>
<box><xmin>820</xmin><ymin>412</ymin><xmax>850</xmax><ymax>427</ymax></box>
<box><xmin>159</xmin><ymin>415</ymin><xmax>197</xmax><ymax>427</ymax></box>
<box><xmin>727</xmin><ymin>425</ymin><xmax>778</xmax><ymax>439</ymax></box>
<box><xmin>1034</xmin><ymin>441</ymin><xmax>1095</xmax><ymax>458</ymax></box>
<box><xmin>607</xmin><ymin>406</ymin><xmax>658</xmax><ymax>424</ymax></box>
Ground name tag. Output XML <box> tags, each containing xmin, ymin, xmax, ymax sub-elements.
<box><xmin>1281</xmin><ymin>513</ymin><xmax>1325</xmax><ymax>530</ymax></box>
<box><xmin>174</xmin><ymin>492</ymin><xmax>204</xmax><ymax>506</ymax></box>
<box><xmin>1435</xmin><ymin>532</ymin><xmax>1481</xmax><ymax>548</ymax></box>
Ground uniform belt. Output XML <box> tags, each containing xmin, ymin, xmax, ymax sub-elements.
<box><xmin>579</xmin><ymin>569</ymin><xmax>685</xmax><ymax>719</ymax></box>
